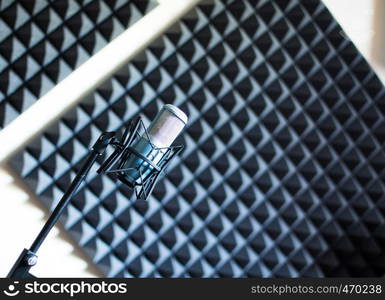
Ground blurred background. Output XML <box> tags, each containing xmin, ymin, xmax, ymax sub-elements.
<box><xmin>0</xmin><ymin>0</ymin><xmax>385</xmax><ymax>277</ymax></box>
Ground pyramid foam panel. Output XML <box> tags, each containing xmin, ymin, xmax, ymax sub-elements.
<box><xmin>0</xmin><ymin>0</ymin><xmax>157</xmax><ymax>128</ymax></box>
<box><xmin>9</xmin><ymin>0</ymin><xmax>385</xmax><ymax>277</ymax></box>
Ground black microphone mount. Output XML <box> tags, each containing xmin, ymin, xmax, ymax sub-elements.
<box><xmin>97</xmin><ymin>116</ymin><xmax>183</xmax><ymax>201</ymax></box>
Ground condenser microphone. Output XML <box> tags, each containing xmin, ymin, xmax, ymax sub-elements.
<box><xmin>98</xmin><ymin>104</ymin><xmax>188</xmax><ymax>200</ymax></box>
<box><xmin>121</xmin><ymin>104</ymin><xmax>187</xmax><ymax>186</ymax></box>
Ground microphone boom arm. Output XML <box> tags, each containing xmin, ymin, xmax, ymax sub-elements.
<box><xmin>7</xmin><ymin>132</ymin><xmax>115</xmax><ymax>278</ymax></box>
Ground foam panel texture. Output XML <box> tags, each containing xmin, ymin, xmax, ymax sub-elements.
<box><xmin>9</xmin><ymin>0</ymin><xmax>385</xmax><ymax>277</ymax></box>
<box><xmin>0</xmin><ymin>0</ymin><xmax>157</xmax><ymax>128</ymax></box>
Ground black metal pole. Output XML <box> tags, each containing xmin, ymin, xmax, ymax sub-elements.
<box><xmin>29</xmin><ymin>151</ymin><xmax>99</xmax><ymax>253</ymax></box>
<box><xmin>7</xmin><ymin>132</ymin><xmax>115</xmax><ymax>278</ymax></box>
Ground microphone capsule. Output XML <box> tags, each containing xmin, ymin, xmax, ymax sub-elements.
<box><xmin>146</xmin><ymin>104</ymin><xmax>188</xmax><ymax>148</ymax></box>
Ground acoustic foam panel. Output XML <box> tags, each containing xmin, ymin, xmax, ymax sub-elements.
<box><xmin>0</xmin><ymin>0</ymin><xmax>157</xmax><ymax>128</ymax></box>
<box><xmin>9</xmin><ymin>0</ymin><xmax>385</xmax><ymax>277</ymax></box>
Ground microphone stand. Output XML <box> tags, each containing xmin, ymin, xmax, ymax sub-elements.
<box><xmin>7</xmin><ymin>116</ymin><xmax>184</xmax><ymax>278</ymax></box>
<box><xmin>7</xmin><ymin>132</ymin><xmax>115</xmax><ymax>278</ymax></box>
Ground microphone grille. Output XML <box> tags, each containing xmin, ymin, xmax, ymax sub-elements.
<box><xmin>163</xmin><ymin>104</ymin><xmax>188</xmax><ymax>124</ymax></box>
<box><xmin>146</xmin><ymin>104</ymin><xmax>188</xmax><ymax>148</ymax></box>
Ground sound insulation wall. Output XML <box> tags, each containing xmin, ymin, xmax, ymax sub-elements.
<box><xmin>0</xmin><ymin>0</ymin><xmax>157</xmax><ymax>128</ymax></box>
<box><xmin>7</xmin><ymin>0</ymin><xmax>385</xmax><ymax>277</ymax></box>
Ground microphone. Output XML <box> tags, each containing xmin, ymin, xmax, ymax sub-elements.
<box><xmin>120</xmin><ymin>104</ymin><xmax>188</xmax><ymax>187</ymax></box>
<box><xmin>98</xmin><ymin>104</ymin><xmax>188</xmax><ymax>200</ymax></box>
<box><xmin>6</xmin><ymin>106</ymin><xmax>187</xmax><ymax>277</ymax></box>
